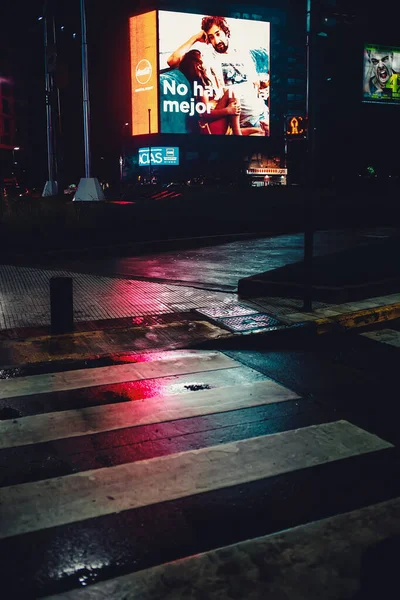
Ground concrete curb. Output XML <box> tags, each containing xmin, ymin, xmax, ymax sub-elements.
<box><xmin>307</xmin><ymin>302</ymin><xmax>400</xmax><ymax>335</ymax></box>
<box><xmin>191</xmin><ymin>302</ymin><xmax>400</xmax><ymax>348</ymax></box>
<box><xmin>1</xmin><ymin>303</ymin><xmax>398</xmax><ymax>367</ymax></box>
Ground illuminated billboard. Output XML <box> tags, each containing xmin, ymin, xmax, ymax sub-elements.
<box><xmin>129</xmin><ymin>11</ymin><xmax>159</xmax><ymax>134</ymax></box>
<box><xmin>363</xmin><ymin>44</ymin><xmax>400</xmax><ymax>104</ymax></box>
<box><xmin>138</xmin><ymin>147</ymin><xmax>180</xmax><ymax>166</ymax></box>
<box><xmin>129</xmin><ymin>11</ymin><xmax>270</xmax><ymax>137</ymax></box>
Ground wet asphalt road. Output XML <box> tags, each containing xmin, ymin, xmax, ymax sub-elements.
<box><xmin>36</xmin><ymin>226</ymin><xmax>399</xmax><ymax>290</ymax></box>
<box><xmin>1</xmin><ymin>225</ymin><xmax>400</xmax><ymax>597</ymax></box>
<box><xmin>1</xmin><ymin>319</ymin><xmax>399</xmax><ymax>597</ymax></box>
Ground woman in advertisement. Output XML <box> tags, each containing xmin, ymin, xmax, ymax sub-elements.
<box><xmin>178</xmin><ymin>49</ymin><xmax>263</xmax><ymax>135</ymax></box>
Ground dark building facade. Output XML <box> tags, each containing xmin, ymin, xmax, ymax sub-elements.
<box><xmin>0</xmin><ymin>41</ymin><xmax>26</xmax><ymax>183</ymax></box>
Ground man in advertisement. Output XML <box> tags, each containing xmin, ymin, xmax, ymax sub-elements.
<box><xmin>167</xmin><ymin>15</ymin><xmax>269</xmax><ymax>135</ymax></box>
<box><xmin>364</xmin><ymin>47</ymin><xmax>400</xmax><ymax>101</ymax></box>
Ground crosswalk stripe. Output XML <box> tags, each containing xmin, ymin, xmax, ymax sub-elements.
<box><xmin>0</xmin><ymin>379</ymin><xmax>299</xmax><ymax>449</ymax></box>
<box><xmin>41</xmin><ymin>495</ymin><xmax>400</xmax><ymax>600</ymax></box>
<box><xmin>0</xmin><ymin>351</ymin><xmax>239</xmax><ymax>400</ymax></box>
<box><xmin>361</xmin><ymin>328</ymin><xmax>400</xmax><ymax>348</ymax></box>
<box><xmin>0</xmin><ymin>420</ymin><xmax>391</xmax><ymax>540</ymax></box>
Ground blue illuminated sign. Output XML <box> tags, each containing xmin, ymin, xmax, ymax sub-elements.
<box><xmin>138</xmin><ymin>147</ymin><xmax>179</xmax><ymax>166</ymax></box>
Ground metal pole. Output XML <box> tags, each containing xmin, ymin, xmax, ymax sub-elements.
<box><xmin>44</xmin><ymin>5</ymin><xmax>56</xmax><ymax>186</ymax></box>
<box><xmin>51</xmin><ymin>14</ymin><xmax>65</xmax><ymax>193</ymax></box>
<box><xmin>148</xmin><ymin>108</ymin><xmax>151</xmax><ymax>183</ymax></box>
<box><xmin>283</xmin><ymin>114</ymin><xmax>288</xmax><ymax>172</ymax></box>
<box><xmin>303</xmin><ymin>0</ymin><xmax>314</xmax><ymax>311</ymax></box>
<box><xmin>50</xmin><ymin>14</ymin><xmax>59</xmax><ymax>185</ymax></box>
<box><xmin>80</xmin><ymin>0</ymin><xmax>91</xmax><ymax>178</ymax></box>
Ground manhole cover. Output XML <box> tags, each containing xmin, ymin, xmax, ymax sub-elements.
<box><xmin>218</xmin><ymin>313</ymin><xmax>283</xmax><ymax>332</ymax></box>
<box><xmin>195</xmin><ymin>305</ymin><xmax>258</xmax><ymax>319</ymax></box>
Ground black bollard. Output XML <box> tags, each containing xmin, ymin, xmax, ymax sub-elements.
<box><xmin>50</xmin><ymin>277</ymin><xmax>74</xmax><ymax>335</ymax></box>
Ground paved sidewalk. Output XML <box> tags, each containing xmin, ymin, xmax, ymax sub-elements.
<box><xmin>1</xmin><ymin>226</ymin><xmax>400</xmax><ymax>365</ymax></box>
<box><xmin>1</xmin><ymin>262</ymin><xmax>399</xmax><ymax>331</ymax></box>
<box><xmin>0</xmin><ymin>259</ymin><xmax>399</xmax><ymax>368</ymax></box>
<box><xmin>0</xmin><ymin>264</ymin><xmax>237</xmax><ymax>331</ymax></box>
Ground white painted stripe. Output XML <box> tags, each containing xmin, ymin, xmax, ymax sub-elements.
<box><xmin>0</xmin><ymin>351</ymin><xmax>239</xmax><ymax>400</ymax></box>
<box><xmin>361</xmin><ymin>328</ymin><xmax>400</xmax><ymax>348</ymax></box>
<box><xmin>0</xmin><ymin>420</ymin><xmax>392</xmax><ymax>539</ymax></box>
<box><xmin>0</xmin><ymin>380</ymin><xmax>299</xmax><ymax>449</ymax></box>
<box><xmin>42</xmin><ymin>496</ymin><xmax>400</xmax><ymax>600</ymax></box>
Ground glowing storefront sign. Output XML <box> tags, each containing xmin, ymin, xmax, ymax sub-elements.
<box><xmin>247</xmin><ymin>168</ymin><xmax>287</xmax><ymax>175</ymax></box>
<box><xmin>138</xmin><ymin>147</ymin><xmax>180</xmax><ymax>166</ymax></box>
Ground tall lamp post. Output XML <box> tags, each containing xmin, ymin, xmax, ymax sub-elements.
<box><xmin>41</xmin><ymin>2</ymin><xmax>58</xmax><ymax>197</ymax></box>
<box><xmin>73</xmin><ymin>0</ymin><xmax>104</xmax><ymax>201</ymax></box>
<box><xmin>303</xmin><ymin>0</ymin><xmax>315</xmax><ymax>311</ymax></box>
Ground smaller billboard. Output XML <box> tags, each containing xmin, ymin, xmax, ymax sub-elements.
<box><xmin>363</xmin><ymin>44</ymin><xmax>400</xmax><ymax>104</ymax></box>
<box><xmin>138</xmin><ymin>147</ymin><xmax>180</xmax><ymax>166</ymax></box>
<box><xmin>129</xmin><ymin>11</ymin><xmax>159</xmax><ymax>134</ymax></box>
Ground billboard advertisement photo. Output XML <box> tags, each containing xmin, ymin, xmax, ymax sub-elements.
<box><xmin>129</xmin><ymin>11</ymin><xmax>270</xmax><ymax>137</ymax></box>
<box><xmin>159</xmin><ymin>12</ymin><xmax>270</xmax><ymax>136</ymax></box>
<box><xmin>363</xmin><ymin>44</ymin><xmax>400</xmax><ymax>104</ymax></box>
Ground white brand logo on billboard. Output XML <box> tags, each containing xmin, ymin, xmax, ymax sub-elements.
<box><xmin>135</xmin><ymin>59</ymin><xmax>152</xmax><ymax>84</ymax></box>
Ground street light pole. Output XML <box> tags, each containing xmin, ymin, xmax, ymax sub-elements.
<box><xmin>73</xmin><ymin>0</ymin><xmax>104</xmax><ymax>201</ymax></box>
<box><xmin>42</xmin><ymin>1</ymin><xmax>58</xmax><ymax>197</ymax></box>
<box><xmin>303</xmin><ymin>0</ymin><xmax>315</xmax><ymax>311</ymax></box>
<box><xmin>80</xmin><ymin>0</ymin><xmax>90</xmax><ymax>178</ymax></box>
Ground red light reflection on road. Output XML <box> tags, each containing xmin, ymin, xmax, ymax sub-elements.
<box><xmin>84</xmin><ymin>377</ymin><xmax>212</xmax><ymax>405</ymax></box>
<box><xmin>109</xmin><ymin>350</ymin><xmax>202</xmax><ymax>364</ymax></box>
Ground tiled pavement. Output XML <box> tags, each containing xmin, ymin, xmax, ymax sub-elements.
<box><xmin>1</xmin><ymin>263</ymin><xmax>400</xmax><ymax>333</ymax></box>
<box><xmin>0</xmin><ymin>264</ymin><xmax>237</xmax><ymax>330</ymax></box>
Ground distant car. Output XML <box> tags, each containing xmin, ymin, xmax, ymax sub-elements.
<box><xmin>64</xmin><ymin>184</ymin><xmax>77</xmax><ymax>195</ymax></box>
<box><xmin>2</xmin><ymin>184</ymin><xmax>29</xmax><ymax>198</ymax></box>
